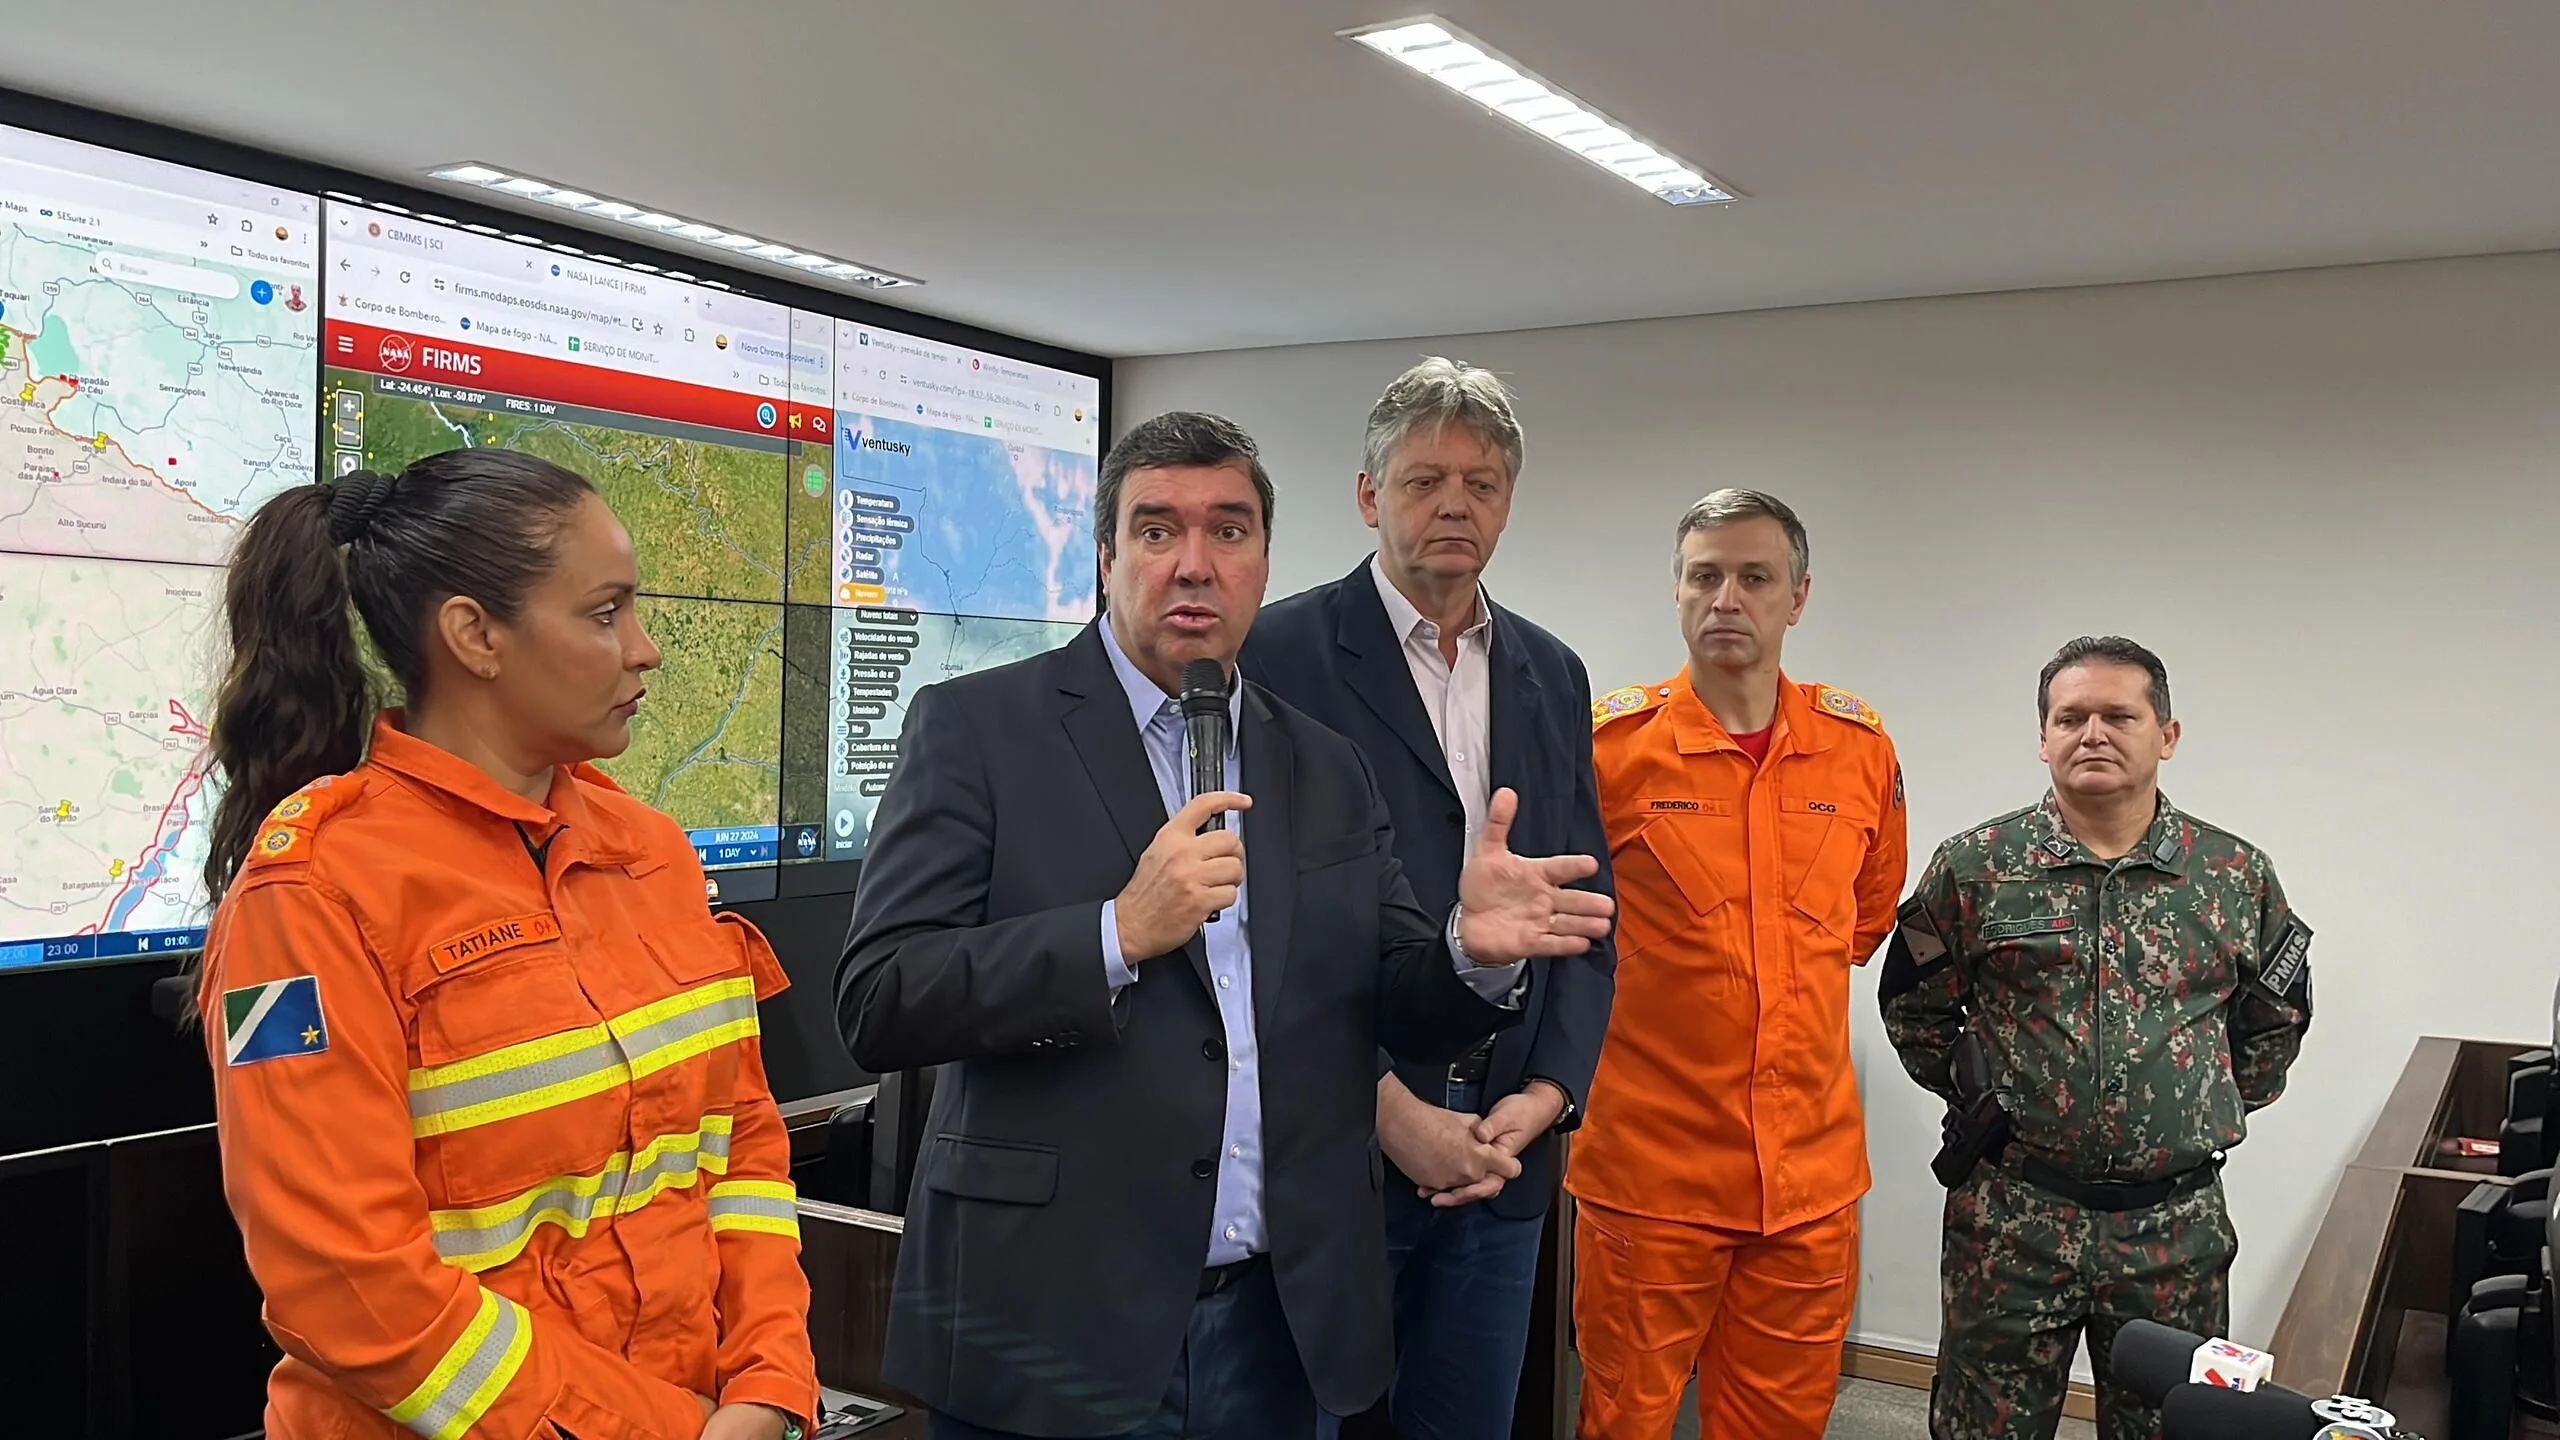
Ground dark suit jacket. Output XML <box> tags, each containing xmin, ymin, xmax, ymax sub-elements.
<box><xmin>1240</xmin><ymin>557</ymin><xmax>1617</xmax><ymax>1220</ymax></box>
<box><xmin>835</xmin><ymin>620</ymin><xmax>1522</xmax><ymax>1437</ymax></box>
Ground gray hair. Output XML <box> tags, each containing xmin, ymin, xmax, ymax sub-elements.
<box><xmin>1097</xmin><ymin>410</ymin><xmax>1275</xmax><ymax>552</ymax></box>
<box><xmin>2039</xmin><ymin>635</ymin><xmax>2173</xmax><ymax>723</ymax></box>
<box><xmin>1672</xmin><ymin>488</ymin><xmax>1810</xmax><ymax>581</ymax></box>
<box><xmin>1362</xmin><ymin>356</ymin><xmax>1524</xmax><ymax>485</ymax></box>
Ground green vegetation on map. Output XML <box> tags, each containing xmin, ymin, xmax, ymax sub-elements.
<box><xmin>596</xmin><ymin>596</ymin><xmax>784</xmax><ymax>834</ymax></box>
<box><xmin>346</xmin><ymin>377</ymin><xmax>787</xmax><ymax>603</ymax></box>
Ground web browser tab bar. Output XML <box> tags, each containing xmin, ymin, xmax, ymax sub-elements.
<box><xmin>328</xmin><ymin>201</ymin><xmax>798</xmax><ymax>407</ymax></box>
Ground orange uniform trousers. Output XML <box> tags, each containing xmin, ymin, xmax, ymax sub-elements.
<box><xmin>1573</xmin><ymin>1198</ymin><xmax>1861</xmax><ymax>1440</ymax></box>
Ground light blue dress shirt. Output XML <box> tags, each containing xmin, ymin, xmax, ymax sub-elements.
<box><xmin>1095</xmin><ymin>620</ymin><xmax>1521</xmax><ymax>1266</ymax></box>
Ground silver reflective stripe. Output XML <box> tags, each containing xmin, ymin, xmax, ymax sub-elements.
<box><xmin>429</xmin><ymin>1123</ymin><xmax>735</xmax><ymax>1270</ymax></box>
<box><xmin>389</xmin><ymin>1291</ymin><xmax>528</xmax><ymax>1440</ymax></box>
<box><xmin>706</xmin><ymin>1192</ymin><xmax>799</xmax><ymax>1224</ymax></box>
<box><xmin>620</xmin><ymin>992</ymin><xmax>759</xmax><ymax>1071</ymax></box>
<box><xmin>407</xmin><ymin>987</ymin><xmax>759</xmax><ymax>1133</ymax></box>
<box><xmin>409</xmin><ymin>1034</ymin><xmax>627</xmax><ymax>1126</ymax></box>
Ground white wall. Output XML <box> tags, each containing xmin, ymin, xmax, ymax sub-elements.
<box><xmin>1116</xmin><ymin>252</ymin><xmax>2560</xmax><ymax>1360</ymax></box>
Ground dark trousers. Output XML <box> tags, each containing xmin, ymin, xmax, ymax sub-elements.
<box><xmin>929</xmin><ymin>1254</ymin><xmax>1313</xmax><ymax>1440</ymax></box>
<box><xmin>1318</xmin><ymin>1079</ymin><xmax>1549</xmax><ymax>1440</ymax></box>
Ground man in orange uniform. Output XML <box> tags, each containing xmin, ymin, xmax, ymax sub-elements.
<box><xmin>199</xmin><ymin>715</ymin><xmax>822</xmax><ymax>1440</ymax></box>
<box><xmin>1572</xmin><ymin>488</ymin><xmax>1908</xmax><ymax>1439</ymax></box>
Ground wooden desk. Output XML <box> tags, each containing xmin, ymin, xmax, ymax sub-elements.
<box><xmin>2271</xmin><ymin>1035</ymin><xmax>2542</xmax><ymax>1433</ymax></box>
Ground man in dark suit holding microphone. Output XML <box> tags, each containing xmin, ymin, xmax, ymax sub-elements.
<box><xmin>836</xmin><ymin>410</ymin><xmax>1616</xmax><ymax>1440</ymax></box>
<box><xmin>1243</xmin><ymin>357</ymin><xmax>1616</xmax><ymax>1440</ymax></box>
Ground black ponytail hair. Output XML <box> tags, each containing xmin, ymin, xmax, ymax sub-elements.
<box><xmin>204</xmin><ymin>448</ymin><xmax>595</xmax><ymax>900</ymax></box>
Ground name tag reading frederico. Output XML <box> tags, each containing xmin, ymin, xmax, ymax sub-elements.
<box><xmin>431</xmin><ymin>912</ymin><xmax>564</xmax><ymax>971</ymax></box>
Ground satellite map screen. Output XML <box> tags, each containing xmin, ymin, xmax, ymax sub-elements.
<box><xmin>0</xmin><ymin>117</ymin><xmax>1103</xmax><ymax>971</ymax></box>
<box><xmin>811</xmin><ymin>322</ymin><xmax>1099</xmax><ymax>860</ymax></box>
<box><xmin>0</xmin><ymin>121</ymin><xmax>319</xmax><ymax>968</ymax></box>
<box><xmin>322</xmin><ymin>201</ymin><xmax>811</xmax><ymax>875</ymax></box>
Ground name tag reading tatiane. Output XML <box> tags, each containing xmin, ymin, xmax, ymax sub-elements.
<box><xmin>432</xmin><ymin>912</ymin><xmax>565</xmax><ymax>972</ymax></box>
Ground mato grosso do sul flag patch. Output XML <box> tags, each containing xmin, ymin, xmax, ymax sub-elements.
<box><xmin>222</xmin><ymin>975</ymin><xmax>330</xmax><ymax>1065</ymax></box>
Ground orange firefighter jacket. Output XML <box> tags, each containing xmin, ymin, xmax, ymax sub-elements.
<box><xmin>1568</xmin><ymin>673</ymin><xmax>1909</xmax><ymax>1235</ymax></box>
<box><xmin>196</xmin><ymin>714</ymin><xmax>819</xmax><ymax>1440</ymax></box>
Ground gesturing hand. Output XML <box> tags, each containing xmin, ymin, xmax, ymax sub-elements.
<box><xmin>1113</xmin><ymin>790</ymin><xmax>1253</xmax><ymax>961</ymax></box>
<box><xmin>1455</xmin><ymin>788</ymin><xmax>1616</xmax><ymax>967</ymax></box>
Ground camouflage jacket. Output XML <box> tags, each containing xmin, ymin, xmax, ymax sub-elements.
<box><xmin>1879</xmin><ymin>792</ymin><xmax>2311</xmax><ymax>1182</ymax></box>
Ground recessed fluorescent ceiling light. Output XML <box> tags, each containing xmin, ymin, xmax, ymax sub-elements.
<box><xmin>1341</xmin><ymin>17</ymin><xmax>1735</xmax><ymax>207</ymax></box>
<box><xmin>423</xmin><ymin>163</ymin><xmax>920</xmax><ymax>289</ymax></box>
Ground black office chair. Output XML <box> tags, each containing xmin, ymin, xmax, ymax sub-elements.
<box><xmin>2446</xmin><ymin>1177</ymin><xmax>2560</xmax><ymax>1436</ymax></box>
<box><xmin>805</xmin><ymin>1094</ymin><xmax>876</xmax><ymax>1209</ymax></box>
<box><xmin>2505</xmin><ymin>1050</ymin><xmax>2554</xmax><ymax>1177</ymax></box>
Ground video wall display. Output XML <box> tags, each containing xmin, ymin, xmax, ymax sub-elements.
<box><xmin>0</xmin><ymin>111</ymin><xmax>1103</xmax><ymax>969</ymax></box>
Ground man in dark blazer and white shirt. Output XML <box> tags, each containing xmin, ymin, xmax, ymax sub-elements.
<box><xmin>836</xmin><ymin>411</ymin><xmax>1616</xmax><ymax>1440</ymax></box>
<box><xmin>1242</xmin><ymin>358</ymin><xmax>1617</xmax><ymax>1440</ymax></box>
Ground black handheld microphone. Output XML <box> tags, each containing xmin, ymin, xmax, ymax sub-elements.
<box><xmin>2159</xmin><ymin>1382</ymin><xmax>2404</xmax><ymax>1439</ymax></box>
<box><xmin>1179</xmin><ymin>659</ymin><xmax>1232</xmax><ymax>918</ymax></box>
<box><xmin>2112</xmin><ymin>1319</ymin><xmax>2214</xmax><ymax>1406</ymax></box>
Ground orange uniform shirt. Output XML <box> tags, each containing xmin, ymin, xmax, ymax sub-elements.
<box><xmin>1568</xmin><ymin>673</ymin><xmax>1909</xmax><ymax>1235</ymax></box>
<box><xmin>197</xmin><ymin>716</ymin><xmax>819</xmax><ymax>1440</ymax></box>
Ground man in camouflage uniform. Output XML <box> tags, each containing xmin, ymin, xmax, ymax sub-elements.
<box><xmin>1879</xmin><ymin>636</ymin><xmax>2313</xmax><ymax>1440</ymax></box>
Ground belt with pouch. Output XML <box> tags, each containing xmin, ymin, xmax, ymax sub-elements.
<box><xmin>2015</xmin><ymin>1152</ymin><xmax>2224</xmax><ymax>1212</ymax></box>
<box><xmin>1447</xmin><ymin>1036</ymin><xmax>1495</xmax><ymax>1086</ymax></box>
<box><xmin>1199</xmin><ymin>1253</ymin><xmax>1263</xmax><ymax>1298</ymax></box>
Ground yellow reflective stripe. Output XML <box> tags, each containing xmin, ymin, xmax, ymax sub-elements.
<box><xmin>427</xmin><ymin>1117</ymin><xmax>737</xmax><ymax>1272</ymax></box>
<box><xmin>706</xmin><ymin>1178</ymin><xmax>801</xmax><ymax>1240</ymax></box>
<box><xmin>409</xmin><ymin>1021</ymin><xmax>614</xmax><ymax>1092</ymax></box>
<box><xmin>383</xmin><ymin>1289</ymin><xmax>532</xmax><ymax>1440</ymax></box>
<box><xmin>408</xmin><ymin>978</ymin><xmax>760</xmax><ymax>1138</ymax></box>
<box><xmin>606</xmin><ymin>975</ymin><xmax>754</xmax><ymax>1037</ymax></box>
<box><xmin>629</xmin><ymin>1014</ymin><xmax>760</xmax><ymax>1083</ymax></box>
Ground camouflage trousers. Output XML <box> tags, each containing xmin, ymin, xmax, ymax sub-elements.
<box><xmin>1929</xmin><ymin>1159</ymin><xmax>2238</xmax><ymax>1440</ymax></box>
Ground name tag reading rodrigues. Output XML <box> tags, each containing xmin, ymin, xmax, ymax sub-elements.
<box><xmin>430</xmin><ymin>912</ymin><xmax>564</xmax><ymax>971</ymax></box>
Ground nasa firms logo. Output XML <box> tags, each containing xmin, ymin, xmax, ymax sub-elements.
<box><xmin>421</xmin><ymin>345</ymin><xmax>483</xmax><ymax>377</ymax></box>
<box><xmin>377</xmin><ymin>335</ymin><xmax>413</xmax><ymax>373</ymax></box>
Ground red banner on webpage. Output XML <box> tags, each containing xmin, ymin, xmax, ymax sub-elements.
<box><xmin>325</xmin><ymin>320</ymin><xmax>832</xmax><ymax>441</ymax></box>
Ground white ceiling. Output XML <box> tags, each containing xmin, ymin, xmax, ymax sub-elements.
<box><xmin>6</xmin><ymin>0</ymin><xmax>2557</xmax><ymax>358</ymax></box>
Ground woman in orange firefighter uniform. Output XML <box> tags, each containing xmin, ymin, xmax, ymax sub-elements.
<box><xmin>194</xmin><ymin>450</ymin><xmax>819</xmax><ymax>1440</ymax></box>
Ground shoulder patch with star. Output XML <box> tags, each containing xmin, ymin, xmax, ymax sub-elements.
<box><xmin>1591</xmin><ymin>684</ymin><xmax>1658</xmax><ymax>728</ymax></box>
<box><xmin>1807</xmin><ymin>683</ymin><xmax>1886</xmax><ymax>733</ymax></box>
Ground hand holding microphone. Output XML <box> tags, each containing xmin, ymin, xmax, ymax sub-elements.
<box><xmin>1113</xmin><ymin>659</ymin><xmax>1249</xmax><ymax>960</ymax></box>
<box><xmin>1114</xmin><ymin>790</ymin><xmax>1251</xmax><ymax>960</ymax></box>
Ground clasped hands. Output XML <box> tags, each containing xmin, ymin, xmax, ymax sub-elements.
<box><xmin>1381</xmin><ymin>1075</ymin><xmax>1571</xmax><ymax>1208</ymax></box>
<box><xmin>1112</xmin><ymin>785</ymin><xmax>1615</xmax><ymax>964</ymax></box>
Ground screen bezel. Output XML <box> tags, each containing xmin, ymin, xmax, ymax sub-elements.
<box><xmin>0</xmin><ymin>83</ymin><xmax>1111</xmax><ymax>963</ymax></box>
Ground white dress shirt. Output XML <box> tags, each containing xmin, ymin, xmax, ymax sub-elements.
<box><xmin>1369</xmin><ymin>554</ymin><xmax>1495</xmax><ymax>852</ymax></box>
<box><xmin>1092</xmin><ymin>617</ymin><xmax>1519</xmax><ymax>1264</ymax></box>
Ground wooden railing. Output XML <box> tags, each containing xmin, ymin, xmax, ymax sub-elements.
<box><xmin>2270</xmin><ymin>1036</ymin><xmax>2535</xmax><ymax>1434</ymax></box>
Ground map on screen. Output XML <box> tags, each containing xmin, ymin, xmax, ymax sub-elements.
<box><xmin>0</xmin><ymin>114</ymin><xmax>1105</xmax><ymax>968</ymax></box>
<box><xmin>833</xmin><ymin>416</ymin><xmax>1096</xmax><ymax>623</ymax></box>
<box><xmin>809</xmin><ymin>321</ymin><xmax>1102</xmax><ymax>860</ymax></box>
<box><xmin>0</xmin><ymin>122</ymin><xmax>318</xmax><ymax>966</ymax></box>
<box><xmin>0</xmin><ymin>129</ymin><xmax>318</xmax><ymax>565</ymax></box>
<box><xmin>322</xmin><ymin>200</ymin><xmax>815</xmax><ymax>867</ymax></box>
